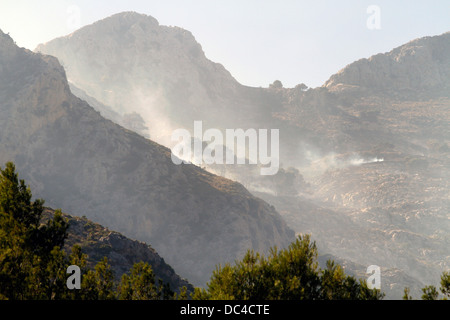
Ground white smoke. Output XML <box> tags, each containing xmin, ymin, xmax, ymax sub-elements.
<box><xmin>301</xmin><ymin>152</ymin><xmax>384</xmax><ymax>178</ymax></box>
<box><xmin>350</xmin><ymin>157</ymin><xmax>384</xmax><ymax>166</ymax></box>
<box><xmin>130</xmin><ymin>86</ymin><xmax>179</xmax><ymax>147</ymax></box>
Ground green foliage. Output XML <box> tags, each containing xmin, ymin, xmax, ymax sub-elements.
<box><xmin>320</xmin><ymin>260</ymin><xmax>364</xmax><ymax>300</ymax></box>
<box><xmin>421</xmin><ymin>285</ymin><xmax>439</xmax><ymax>300</ymax></box>
<box><xmin>118</xmin><ymin>261</ymin><xmax>173</xmax><ymax>300</ymax></box>
<box><xmin>0</xmin><ymin>162</ymin><xmax>69</xmax><ymax>299</ymax></box>
<box><xmin>118</xmin><ymin>261</ymin><xmax>158</xmax><ymax>300</ymax></box>
<box><xmin>64</xmin><ymin>245</ymin><xmax>88</xmax><ymax>300</ymax></box>
<box><xmin>81</xmin><ymin>257</ymin><xmax>115</xmax><ymax>300</ymax></box>
<box><xmin>403</xmin><ymin>287</ymin><xmax>413</xmax><ymax>300</ymax></box>
<box><xmin>405</xmin><ymin>271</ymin><xmax>450</xmax><ymax>300</ymax></box>
<box><xmin>440</xmin><ymin>271</ymin><xmax>450</xmax><ymax>299</ymax></box>
<box><xmin>419</xmin><ymin>273</ymin><xmax>450</xmax><ymax>300</ymax></box>
<box><xmin>174</xmin><ymin>286</ymin><xmax>189</xmax><ymax>300</ymax></box>
<box><xmin>193</xmin><ymin>235</ymin><xmax>384</xmax><ymax>300</ymax></box>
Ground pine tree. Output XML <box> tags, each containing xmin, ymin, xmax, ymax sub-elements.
<box><xmin>193</xmin><ymin>235</ymin><xmax>384</xmax><ymax>300</ymax></box>
<box><xmin>174</xmin><ymin>286</ymin><xmax>189</xmax><ymax>300</ymax></box>
<box><xmin>421</xmin><ymin>285</ymin><xmax>439</xmax><ymax>300</ymax></box>
<box><xmin>402</xmin><ymin>287</ymin><xmax>413</xmax><ymax>300</ymax></box>
<box><xmin>0</xmin><ymin>162</ymin><xmax>69</xmax><ymax>299</ymax></box>
<box><xmin>118</xmin><ymin>261</ymin><xmax>173</xmax><ymax>300</ymax></box>
<box><xmin>64</xmin><ymin>245</ymin><xmax>88</xmax><ymax>300</ymax></box>
<box><xmin>81</xmin><ymin>257</ymin><xmax>115</xmax><ymax>300</ymax></box>
<box><xmin>0</xmin><ymin>162</ymin><xmax>178</xmax><ymax>300</ymax></box>
<box><xmin>440</xmin><ymin>271</ymin><xmax>450</xmax><ymax>300</ymax></box>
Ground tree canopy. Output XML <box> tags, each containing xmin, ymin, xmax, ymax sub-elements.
<box><xmin>193</xmin><ymin>234</ymin><xmax>384</xmax><ymax>300</ymax></box>
<box><xmin>0</xmin><ymin>161</ymin><xmax>69</xmax><ymax>299</ymax></box>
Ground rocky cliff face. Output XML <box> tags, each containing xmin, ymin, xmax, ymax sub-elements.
<box><xmin>325</xmin><ymin>32</ymin><xmax>450</xmax><ymax>93</ymax></box>
<box><xmin>0</xmin><ymin>29</ymin><xmax>295</xmax><ymax>286</ymax></box>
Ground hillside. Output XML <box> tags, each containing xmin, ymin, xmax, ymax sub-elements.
<box><xmin>42</xmin><ymin>207</ymin><xmax>193</xmax><ymax>293</ymax></box>
<box><xmin>0</xmin><ymin>28</ymin><xmax>295</xmax><ymax>287</ymax></box>
<box><xmin>259</xmin><ymin>33</ymin><xmax>450</xmax><ymax>296</ymax></box>
<box><xmin>35</xmin><ymin>12</ymin><xmax>450</xmax><ymax>298</ymax></box>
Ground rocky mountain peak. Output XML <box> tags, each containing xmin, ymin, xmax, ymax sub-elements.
<box><xmin>67</xmin><ymin>11</ymin><xmax>160</xmax><ymax>41</ymax></box>
<box><xmin>35</xmin><ymin>10</ymin><xmax>217</xmax><ymax>76</ymax></box>
<box><xmin>324</xmin><ymin>32</ymin><xmax>450</xmax><ymax>93</ymax></box>
<box><xmin>0</xmin><ymin>29</ymin><xmax>16</xmax><ymax>53</ymax></box>
<box><xmin>35</xmin><ymin>12</ymin><xmax>241</xmax><ymax>144</ymax></box>
<box><xmin>105</xmin><ymin>11</ymin><xmax>159</xmax><ymax>26</ymax></box>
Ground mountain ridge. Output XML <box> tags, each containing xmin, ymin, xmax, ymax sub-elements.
<box><xmin>0</xmin><ymin>27</ymin><xmax>295</xmax><ymax>287</ymax></box>
<box><xmin>43</xmin><ymin>207</ymin><xmax>194</xmax><ymax>293</ymax></box>
<box><xmin>324</xmin><ymin>31</ymin><xmax>450</xmax><ymax>93</ymax></box>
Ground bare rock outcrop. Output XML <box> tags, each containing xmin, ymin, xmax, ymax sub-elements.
<box><xmin>325</xmin><ymin>32</ymin><xmax>450</xmax><ymax>93</ymax></box>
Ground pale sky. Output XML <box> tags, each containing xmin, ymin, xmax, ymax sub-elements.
<box><xmin>0</xmin><ymin>0</ymin><xmax>449</xmax><ymax>88</ymax></box>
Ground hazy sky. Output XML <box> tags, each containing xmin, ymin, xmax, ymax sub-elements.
<box><xmin>1</xmin><ymin>0</ymin><xmax>449</xmax><ymax>88</ymax></box>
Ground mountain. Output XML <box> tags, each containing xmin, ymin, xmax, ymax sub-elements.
<box><xmin>325</xmin><ymin>32</ymin><xmax>450</xmax><ymax>93</ymax></box>
<box><xmin>35</xmin><ymin>12</ymin><xmax>449</xmax><ymax>168</ymax></box>
<box><xmin>68</xmin><ymin>82</ymin><xmax>150</xmax><ymax>138</ymax></box>
<box><xmin>257</xmin><ymin>33</ymin><xmax>450</xmax><ymax>297</ymax></box>
<box><xmin>0</xmin><ymin>29</ymin><xmax>295</xmax><ymax>287</ymax></box>
<box><xmin>43</xmin><ymin>207</ymin><xmax>193</xmax><ymax>293</ymax></box>
<box><xmin>259</xmin><ymin>33</ymin><xmax>450</xmax><ymax>297</ymax></box>
<box><xmin>35</xmin><ymin>12</ymin><xmax>279</xmax><ymax>146</ymax></box>
<box><xmin>35</xmin><ymin>12</ymin><xmax>449</xmax><ymax>298</ymax></box>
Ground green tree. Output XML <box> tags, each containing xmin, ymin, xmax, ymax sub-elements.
<box><xmin>0</xmin><ymin>162</ymin><xmax>68</xmax><ymax>300</ymax></box>
<box><xmin>418</xmin><ymin>272</ymin><xmax>450</xmax><ymax>300</ymax></box>
<box><xmin>0</xmin><ymin>162</ymin><xmax>178</xmax><ymax>301</ymax></box>
<box><xmin>81</xmin><ymin>257</ymin><xmax>115</xmax><ymax>300</ymax></box>
<box><xmin>193</xmin><ymin>235</ymin><xmax>383</xmax><ymax>300</ymax></box>
<box><xmin>265</xmin><ymin>236</ymin><xmax>322</xmax><ymax>299</ymax></box>
<box><xmin>174</xmin><ymin>286</ymin><xmax>189</xmax><ymax>300</ymax></box>
<box><xmin>64</xmin><ymin>245</ymin><xmax>88</xmax><ymax>300</ymax></box>
<box><xmin>118</xmin><ymin>261</ymin><xmax>173</xmax><ymax>300</ymax></box>
<box><xmin>440</xmin><ymin>271</ymin><xmax>450</xmax><ymax>300</ymax></box>
<box><xmin>403</xmin><ymin>287</ymin><xmax>413</xmax><ymax>300</ymax></box>
<box><xmin>119</xmin><ymin>261</ymin><xmax>158</xmax><ymax>300</ymax></box>
<box><xmin>321</xmin><ymin>260</ymin><xmax>358</xmax><ymax>299</ymax></box>
<box><xmin>403</xmin><ymin>272</ymin><xmax>450</xmax><ymax>300</ymax></box>
<box><xmin>421</xmin><ymin>285</ymin><xmax>439</xmax><ymax>300</ymax></box>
